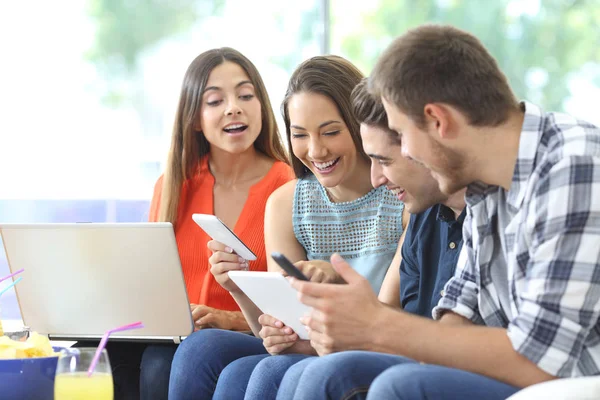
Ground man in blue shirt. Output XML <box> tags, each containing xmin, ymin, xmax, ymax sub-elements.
<box><xmin>400</xmin><ymin>203</ymin><xmax>464</xmax><ymax>316</ymax></box>
<box><xmin>271</xmin><ymin>78</ymin><xmax>467</xmax><ymax>399</ymax></box>
<box><xmin>350</xmin><ymin>78</ymin><xmax>466</xmax><ymax>317</ymax></box>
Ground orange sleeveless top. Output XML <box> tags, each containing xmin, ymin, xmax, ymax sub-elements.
<box><xmin>149</xmin><ymin>157</ymin><xmax>293</xmax><ymax>311</ymax></box>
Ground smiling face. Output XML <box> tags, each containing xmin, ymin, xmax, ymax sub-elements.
<box><xmin>288</xmin><ymin>92</ymin><xmax>361</xmax><ymax>188</ymax></box>
<box><xmin>360</xmin><ymin>123</ymin><xmax>447</xmax><ymax>213</ymax></box>
<box><xmin>382</xmin><ymin>97</ymin><xmax>470</xmax><ymax>195</ymax></box>
<box><xmin>195</xmin><ymin>61</ymin><xmax>262</xmax><ymax>154</ymax></box>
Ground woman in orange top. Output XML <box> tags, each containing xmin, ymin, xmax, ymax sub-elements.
<box><xmin>107</xmin><ymin>48</ymin><xmax>291</xmax><ymax>400</ymax></box>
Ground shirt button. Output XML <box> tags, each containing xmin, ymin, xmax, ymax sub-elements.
<box><xmin>440</xmin><ymin>290</ymin><xmax>446</xmax><ymax>297</ymax></box>
<box><xmin>449</xmin><ymin>242</ymin><xmax>456</xmax><ymax>249</ymax></box>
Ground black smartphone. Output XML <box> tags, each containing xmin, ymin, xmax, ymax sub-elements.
<box><xmin>271</xmin><ymin>252</ymin><xmax>309</xmax><ymax>281</ymax></box>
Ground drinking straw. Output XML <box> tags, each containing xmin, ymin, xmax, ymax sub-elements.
<box><xmin>87</xmin><ymin>321</ymin><xmax>144</xmax><ymax>376</ymax></box>
<box><xmin>0</xmin><ymin>277</ymin><xmax>22</xmax><ymax>297</ymax></box>
<box><xmin>0</xmin><ymin>268</ymin><xmax>24</xmax><ymax>284</ymax></box>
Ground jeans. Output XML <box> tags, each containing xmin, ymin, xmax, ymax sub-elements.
<box><xmin>366</xmin><ymin>361</ymin><xmax>520</xmax><ymax>400</ymax></box>
<box><xmin>213</xmin><ymin>354</ymin><xmax>270</xmax><ymax>399</ymax></box>
<box><xmin>277</xmin><ymin>351</ymin><xmax>403</xmax><ymax>400</ymax></box>
<box><xmin>74</xmin><ymin>341</ymin><xmax>177</xmax><ymax>400</ymax></box>
<box><xmin>214</xmin><ymin>354</ymin><xmax>313</xmax><ymax>399</ymax></box>
<box><xmin>139</xmin><ymin>344</ymin><xmax>178</xmax><ymax>400</ymax></box>
<box><xmin>168</xmin><ymin>329</ymin><xmax>267</xmax><ymax>400</ymax></box>
<box><xmin>276</xmin><ymin>350</ymin><xmax>520</xmax><ymax>400</ymax></box>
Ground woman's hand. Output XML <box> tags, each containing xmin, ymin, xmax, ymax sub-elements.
<box><xmin>293</xmin><ymin>260</ymin><xmax>345</xmax><ymax>284</ymax></box>
<box><xmin>208</xmin><ymin>240</ymin><xmax>249</xmax><ymax>293</ymax></box>
<box><xmin>190</xmin><ymin>304</ymin><xmax>249</xmax><ymax>331</ymax></box>
<box><xmin>258</xmin><ymin>314</ymin><xmax>300</xmax><ymax>355</ymax></box>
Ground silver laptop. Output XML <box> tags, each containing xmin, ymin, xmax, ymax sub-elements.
<box><xmin>0</xmin><ymin>223</ymin><xmax>194</xmax><ymax>343</ymax></box>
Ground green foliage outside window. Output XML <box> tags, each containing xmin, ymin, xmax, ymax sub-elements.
<box><xmin>335</xmin><ymin>0</ymin><xmax>600</xmax><ymax>112</ymax></box>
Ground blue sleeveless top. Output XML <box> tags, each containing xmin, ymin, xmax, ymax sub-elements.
<box><xmin>292</xmin><ymin>175</ymin><xmax>405</xmax><ymax>294</ymax></box>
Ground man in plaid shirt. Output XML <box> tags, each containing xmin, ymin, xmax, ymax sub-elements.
<box><xmin>282</xmin><ymin>24</ymin><xmax>600</xmax><ymax>399</ymax></box>
<box><xmin>432</xmin><ymin>99</ymin><xmax>600</xmax><ymax>378</ymax></box>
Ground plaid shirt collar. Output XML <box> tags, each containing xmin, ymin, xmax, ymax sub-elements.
<box><xmin>466</xmin><ymin>101</ymin><xmax>544</xmax><ymax>211</ymax></box>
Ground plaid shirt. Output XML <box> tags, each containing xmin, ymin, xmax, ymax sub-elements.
<box><xmin>433</xmin><ymin>102</ymin><xmax>600</xmax><ymax>378</ymax></box>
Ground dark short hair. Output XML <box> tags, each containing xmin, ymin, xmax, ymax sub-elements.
<box><xmin>370</xmin><ymin>24</ymin><xmax>519</xmax><ymax>128</ymax></box>
<box><xmin>282</xmin><ymin>55</ymin><xmax>366</xmax><ymax>178</ymax></box>
<box><xmin>351</xmin><ymin>78</ymin><xmax>401</xmax><ymax>145</ymax></box>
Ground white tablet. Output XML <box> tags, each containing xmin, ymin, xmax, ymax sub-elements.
<box><xmin>192</xmin><ymin>214</ymin><xmax>257</xmax><ymax>261</ymax></box>
<box><xmin>228</xmin><ymin>271</ymin><xmax>311</xmax><ymax>339</ymax></box>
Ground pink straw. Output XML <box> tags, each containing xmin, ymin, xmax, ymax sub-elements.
<box><xmin>0</xmin><ymin>268</ymin><xmax>24</xmax><ymax>284</ymax></box>
<box><xmin>87</xmin><ymin>321</ymin><xmax>144</xmax><ymax>376</ymax></box>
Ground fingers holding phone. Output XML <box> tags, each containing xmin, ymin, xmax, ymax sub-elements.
<box><xmin>294</xmin><ymin>260</ymin><xmax>345</xmax><ymax>284</ymax></box>
<box><xmin>208</xmin><ymin>240</ymin><xmax>249</xmax><ymax>292</ymax></box>
<box><xmin>193</xmin><ymin>214</ymin><xmax>257</xmax><ymax>261</ymax></box>
<box><xmin>271</xmin><ymin>252</ymin><xmax>344</xmax><ymax>284</ymax></box>
<box><xmin>258</xmin><ymin>313</ymin><xmax>299</xmax><ymax>355</ymax></box>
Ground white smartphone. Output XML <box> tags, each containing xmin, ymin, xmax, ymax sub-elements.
<box><xmin>192</xmin><ymin>214</ymin><xmax>257</xmax><ymax>261</ymax></box>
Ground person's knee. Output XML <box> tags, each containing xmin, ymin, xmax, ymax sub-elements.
<box><xmin>171</xmin><ymin>329</ymin><xmax>229</xmax><ymax>373</ymax></box>
<box><xmin>171</xmin><ymin>329</ymin><xmax>265</xmax><ymax>394</ymax></box>
<box><xmin>253</xmin><ymin>355</ymin><xmax>292</xmax><ymax>374</ymax></box>
<box><xmin>302</xmin><ymin>353</ymin><xmax>356</xmax><ymax>379</ymax></box>
<box><xmin>169</xmin><ymin>332</ymin><xmax>216</xmax><ymax>399</ymax></box>
<box><xmin>214</xmin><ymin>357</ymin><xmax>266</xmax><ymax>399</ymax></box>
<box><xmin>220</xmin><ymin>354</ymin><xmax>268</xmax><ymax>382</ymax></box>
<box><xmin>299</xmin><ymin>352</ymin><xmax>377</xmax><ymax>389</ymax></box>
<box><xmin>174</xmin><ymin>329</ymin><xmax>222</xmax><ymax>359</ymax></box>
<box><xmin>250</xmin><ymin>356</ymin><xmax>293</xmax><ymax>387</ymax></box>
<box><xmin>170</xmin><ymin>331</ymin><xmax>216</xmax><ymax>387</ymax></box>
<box><xmin>367</xmin><ymin>364</ymin><xmax>430</xmax><ymax>399</ymax></box>
<box><xmin>271</xmin><ymin>357</ymin><xmax>316</xmax><ymax>399</ymax></box>
<box><xmin>251</xmin><ymin>356</ymin><xmax>277</xmax><ymax>378</ymax></box>
<box><xmin>278</xmin><ymin>357</ymin><xmax>311</xmax><ymax>389</ymax></box>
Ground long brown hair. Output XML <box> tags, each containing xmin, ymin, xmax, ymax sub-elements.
<box><xmin>281</xmin><ymin>55</ymin><xmax>366</xmax><ymax>178</ymax></box>
<box><xmin>159</xmin><ymin>47</ymin><xmax>288</xmax><ymax>225</ymax></box>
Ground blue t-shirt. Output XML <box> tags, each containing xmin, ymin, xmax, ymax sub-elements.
<box><xmin>400</xmin><ymin>204</ymin><xmax>465</xmax><ymax>317</ymax></box>
<box><xmin>293</xmin><ymin>175</ymin><xmax>404</xmax><ymax>294</ymax></box>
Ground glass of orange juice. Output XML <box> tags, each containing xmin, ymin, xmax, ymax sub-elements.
<box><xmin>54</xmin><ymin>348</ymin><xmax>114</xmax><ymax>400</ymax></box>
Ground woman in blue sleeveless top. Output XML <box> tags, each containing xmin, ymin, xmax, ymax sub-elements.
<box><xmin>168</xmin><ymin>56</ymin><xmax>407</xmax><ymax>400</ymax></box>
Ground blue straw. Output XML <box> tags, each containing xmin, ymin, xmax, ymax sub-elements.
<box><xmin>0</xmin><ymin>277</ymin><xmax>22</xmax><ymax>297</ymax></box>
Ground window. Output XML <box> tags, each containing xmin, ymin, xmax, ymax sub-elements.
<box><xmin>330</xmin><ymin>0</ymin><xmax>600</xmax><ymax>125</ymax></box>
<box><xmin>2</xmin><ymin>0</ymin><xmax>599</xmax><ymax>323</ymax></box>
<box><xmin>0</xmin><ymin>0</ymin><xmax>326</xmax><ymax>322</ymax></box>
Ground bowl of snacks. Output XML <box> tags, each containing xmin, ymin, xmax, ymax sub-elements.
<box><xmin>0</xmin><ymin>331</ymin><xmax>62</xmax><ymax>400</ymax></box>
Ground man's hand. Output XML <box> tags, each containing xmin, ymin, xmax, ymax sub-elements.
<box><xmin>294</xmin><ymin>260</ymin><xmax>345</xmax><ymax>284</ymax></box>
<box><xmin>291</xmin><ymin>254</ymin><xmax>387</xmax><ymax>355</ymax></box>
<box><xmin>258</xmin><ymin>314</ymin><xmax>301</xmax><ymax>355</ymax></box>
<box><xmin>190</xmin><ymin>304</ymin><xmax>249</xmax><ymax>331</ymax></box>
